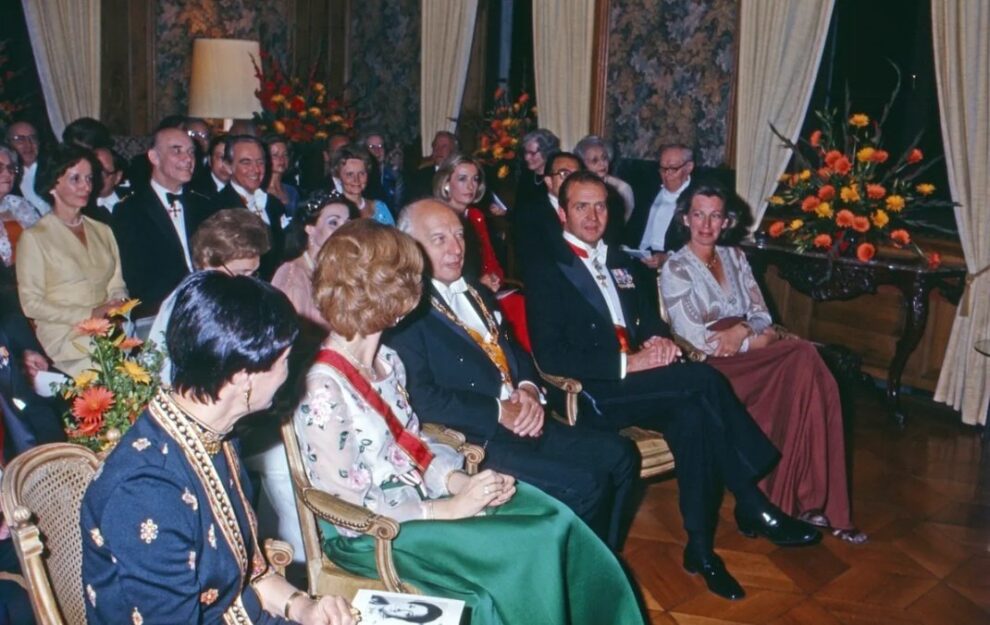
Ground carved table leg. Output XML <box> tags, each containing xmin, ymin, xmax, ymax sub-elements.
<box><xmin>888</xmin><ymin>274</ymin><xmax>933</xmax><ymax>427</ymax></box>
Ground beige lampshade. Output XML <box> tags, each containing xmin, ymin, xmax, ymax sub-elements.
<box><xmin>188</xmin><ymin>38</ymin><xmax>261</xmax><ymax>119</ymax></box>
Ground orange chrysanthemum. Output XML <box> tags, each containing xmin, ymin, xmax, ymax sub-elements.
<box><xmin>856</xmin><ymin>147</ymin><xmax>875</xmax><ymax>163</ymax></box>
<box><xmin>817</xmin><ymin>167</ymin><xmax>832</xmax><ymax>180</ymax></box>
<box><xmin>76</xmin><ymin>318</ymin><xmax>112</xmax><ymax>336</ymax></box>
<box><xmin>813</xmin><ymin>234</ymin><xmax>833</xmax><ymax>249</ymax></box>
<box><xmin>809</xmin><ymin>130</ymin><xmax>822</xmax><ymax>147</ymax></box>
<box><xmin>866</xmin><ymin>184</ymin><xmax>886</xmax><ymax>200</ymax></box>
<box><xmin>824</xmin><ymin>150</ymin><xmax>843</xmax><ymax>167</ymax></box>
<box><xmin>817</xmin><ymin>185</ymin><xmax>836</xmax><ymax>201</ymax></box>
<box><xmin>885</xmin><ymin>195</ymin><xmax>906</xmax><ymax>212</ymax></box>
<box><xmin>852</xmin><ymin>216</ymin><xmax>871</xmax><ymax>233</ymax></box>
<box><xmin>849</xmin><ymin>114</ymin><xmax>870</xmax><ymax>128</ymax></box>
<box><xmin>836</xmin><ymin>209</ymin><xmax>855</xmax><ymax>228</ymax></box>
<box><xmin>832</xmin><ymin>156</ymin><xmax>852</xmax><ymax>175</ymax></box>
<box><xmin>916</xmin><ymin>183</ymin><xmax>935</xmax><ymax>196</ymax></box>
<box><xmin>768</xmin><ymin>221</ymin><xmax>786</xmax><ymax>238</ymax></box>
<box><xmin>870</xmin><ymin>149</ymin><xmax>889</xmax><ymax>164</ymax></box>
<box><xmin>71</xmin><ymin>386</ymin><xmax>114</xmax><ymax>435</ymax></box>
<box><xmin>801</xmin><ymin>196</ymin><xmax>821</xmax><ymax>213</ymax></box>
<box><xmin>890</xmin><ymin>229</ymin><xmax>911</xmax><ymax>246</ymax></box>
<box><xmin>857</xmin><ymin>243</ymin><xmax>876</xmax><ymax>262</ymax></box>
<box><xmin>907</xmin><ymin>148</ymin><xmax>923</xmax><ymax>164</ymax></box>
<box><xmin>927</xmin><ymin>251</ymin><xmax>942</xmax><ymax>269</ymax></box>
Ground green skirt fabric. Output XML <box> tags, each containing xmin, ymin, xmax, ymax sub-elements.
<box><xmin>320</xmin><ymin>483</ymin><xmax>644</xmax><ymax>625</ymax></box>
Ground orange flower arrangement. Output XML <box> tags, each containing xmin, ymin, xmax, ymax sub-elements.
<box><xmin>474</xmin><ymin>87</ymin><xmax>537</xmax><ymax>179</ymax></box>
<box><xmin>0</xmin><ymin>41</ymin><xmax>25</xmax><ymax>126</ymax></box>
<box><xmin>57</xmin><ymin>300</ymin><xmax>164</xmax><ymax>452</ymax></box>
<box><xmin>763</xmin><ymin>75</ymin><xmax>954</xmax><ymax>261</ymax></box>
<box><xmin>252</xmin><ymin>51</ymin><xmax>356</xmax><ymax>145</ymax></box>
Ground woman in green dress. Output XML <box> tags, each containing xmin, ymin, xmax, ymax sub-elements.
<box><xmin>292</xmin><ymin>219</ymin><xmax>644</xmax><ymax>625</ymax></box>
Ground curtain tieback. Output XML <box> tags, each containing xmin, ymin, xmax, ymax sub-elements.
<box><xmin>958</xmin><ymin>264</ymin><xmax>990</xmax><ymax>317</ymax></box>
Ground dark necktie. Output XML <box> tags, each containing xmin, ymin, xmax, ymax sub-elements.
<box><xmin>165</xmin><ymin>193</ymin><xmax>182</xmax><ymax>218</ymax></box>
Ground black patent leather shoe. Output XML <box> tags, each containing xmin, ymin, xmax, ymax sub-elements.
<box><xmin>683</xmin><ymin>548</ymin><xmax>746</xmax><ymax>600</ymax></box>
<box><xmin>735</xmin><ymin>508</ymin><xmax>822</xmax><ymax>547</ymax></box>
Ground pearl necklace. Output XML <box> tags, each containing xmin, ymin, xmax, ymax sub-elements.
<box><xmin>327</xmin><ymin>339</ymin><xmax>380</xmax><ymax>381</ymax></box>
<box><xmin>58</xmin><ymin>214</ymin><xmax>84</xmax><ymax>228</ymax></box>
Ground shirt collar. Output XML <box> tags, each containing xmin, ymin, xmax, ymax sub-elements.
<box><xmin>562</xmin><ymin>231</ymin><xmax>607</xmax><ymax>259</ymax></box>
<box><xmin>231</xmin><ymin>181</ymin><xmax>266</xmax><ymax>204</ymax></box>
<box><xmin>660</xmin><ymin>177</ymin><xmax>691</xmax><ymax>200</ymax></box>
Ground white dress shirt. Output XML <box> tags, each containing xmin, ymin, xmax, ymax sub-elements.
<box><xmin>562</xmin><ymin>231</ymin><xmax>629</xmax><ymax>378</ymax></box>
<box><xmin>150</xmin><ymin>179</ymin><xmax>193</xmax><ymax>270</ymax></box>
<box><xmin>639</xmin><ymin>177</ymin><xmax>690</xmax><ymax>251</ymax></box>
<box><xmin>231</xmin><ymin>181</ymin><xmax>270</xmax><ymax>225</ymax></box>
<box><xmin>96</xmin><ymin>191</ymin><xmax>122</xmax><ymax>214</ymax></box>
<box><xmin>18</xmin><ymin>162</ymin><xmax>49</xmax><ymax>216</ymax></box>
<box><xmin>211</xmin><ymin>173</ymin><xmax>226</xmax><ymax>192</ymax></box>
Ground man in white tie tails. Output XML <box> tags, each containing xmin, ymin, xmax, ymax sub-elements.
<box><xmin>111</xmin><ymin>127</ymin><xmax>212</xmax><ymax>318</ymax></box>
<box><xmin>214</xmin><ymin>135</ymin><xmax>287</xmax><ymax>279</ymax></box>
<box><xmin>631</xmin><ymin>143</ymin><xmax>695</xmax><ymax>269</ymax></box>
<box><xmin>5</xmin><ymin>120</ymin><xmax>48</xmax><ymax>216</ymax></box>
<box><xmin>387</xmin><ymin>198</ymin><xmax>639</xmax><ymax>550</ymax></box>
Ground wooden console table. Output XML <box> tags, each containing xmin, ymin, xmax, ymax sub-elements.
<box><xmin>742</xmin><ymin>240</ymin><xmax>967</xmax><ymax>427</ymax></box>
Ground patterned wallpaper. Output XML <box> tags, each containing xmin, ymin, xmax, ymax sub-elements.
<box><xmin>605</xmin><ymin>0</ymin><xmax>737</xmax><ymax>166</ymax></box>
<box><xmin>155</xmin><ymin>0</ymin><xmax>289</xmax><ymax>120</ymax></box>
<box><xmin>346</xmin><ymin>0</ymin><xmax>421</xmax><ymax>146</ymax></box>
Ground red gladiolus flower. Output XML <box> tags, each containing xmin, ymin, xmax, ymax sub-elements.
<box><xmin>927</xmin><ymin>251</ymin><xmax>942</xmax><ymax>269</ymax></box>
<box><xmin>817</xmin><ymin>185</ymin><xmax>836</xmax><ymax>201</ymax></box>
<box><xmin>890</xmin><ymin>229</ymin><xmax>911</xmax><ymax>246</ymax></box>
<box><xmin>810</xmin><ymin>130</ymin><xmax>822</xmax><ymax>147</ymax></box>
<box><xmin>824</xmin><ymin>150</ymin><xmax>843</xmax><ymax>167</ymax></box>
<box><xmin>768</xmin><ymin>222</ymin><xmax>786</xmax><ymax>238</ymax></box>
<box><xmin>870</xmin><ymin>150</ymin><xmax>889</xmax><ymax>164</ymax></box>
<box><xmin>907</xmin><ymin>148</ymin><xmax>923</xmax><ymax>164</ymax></box>
<box><xmin>852</xmin><ymin>216</ymin><xmax>871</xmax><ymax>233</ymax></box>
<box><xmin>813</xmin><ymin>234</ymin><xmax>833</xmax><ymax>249</ymax></box>
<box><xmin>801</xmin><ymin>196</ymin><xmax>821</xmax><ymax>213</ymax></box>
<box><xmin>857</xmin><ymin>242</ymin><xmax>876</xmax><ymax>262</ymax></box>
<box><xmin>866</xmin><ymin>184</ymin><xmax>886</xmax><ymax>200</ymax></box>
<box><xmin>518</xmin><ymin>92</ymin><xmax>530</xmax><ymax>104</ymax></box>
<box><xmin>832</xmin><ymin>156</ymin><xmax>852</xmax><ymax>175</ymax></box>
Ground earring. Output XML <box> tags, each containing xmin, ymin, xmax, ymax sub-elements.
<box><xmin>244</xmin><ymin>383</ymin><xmax>253</xmax><ymax>412</ymax></box>
<box><xmin>442</xmin><ymin>183</ymin><xmax>450</xmax><ymax>196</ymax></box>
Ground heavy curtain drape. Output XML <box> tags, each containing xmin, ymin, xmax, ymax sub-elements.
<box><xmin>420</xmin><ymin>0</ymin><xmax>478</xmax><ymax>155</ymax></box>
<box><xmin>931</xmin><ymin>1</ymin><xmax>990</xmax><ymax>426</ymax></box>
<box><xmin>734</xmin><ymin>0</ymin><xmax>834</xmax><ymax>228</ymax></box>
<box><xmin>531</xmin><ymin>0</ymin><xmax>595</xmax><ymax>151</ymax></box>
<box><xmin>21</xmin><ymin>0</ymin><xmax>101</xmax><ymax>138</ymax></box>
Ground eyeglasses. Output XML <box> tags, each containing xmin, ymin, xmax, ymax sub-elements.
<box><xmin>548</xmin><ymin>169</ymin><xmax>574</xmax><ymax>181</ymax></box>
<box><xmin>9</xmin><ymin>134</ymin><xmax>38</xmax><ymax>145</ymax></box>
<box><xmin>659</xmin><ymin>161</ymin><xmax>691</xmax><ymax>174</ymax></box>
<box><xmin>687</xmin><ymin>211</ymin><xmax>727</xmax><ymax>224</ymax></box>
<box><xmin>366</xmin><ymin>143</ymin><xmax>384</xmax><ymax>150</ymax></box>
<box><xmin>220</xmin><ymin>262</ymin><xmax>260</xmax><ymax>278</ymax></box>
<box><xmin>0</xmin><ymin>164</ymin><xmax>20</xmax><ymax>175</ymax></box>
<box><xmin>187</xmin><ymin>130</ymin><xmax>209</xmax><ymax>140</ymax></box>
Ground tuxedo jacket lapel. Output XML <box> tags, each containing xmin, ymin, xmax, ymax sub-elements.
<box><xmin>557</xmin><ymin>251</ymin><xmax>612</xmax><ymax>326</ymax></box>
<box><xmin>143</xmin><ymin>186</ymin><xmax>186</xmax><ymax>258</ymax></box>
<box><xmin>426</xmin><ymin>285</ymin><xmax>521</xmax><ymax>380</ymax></box>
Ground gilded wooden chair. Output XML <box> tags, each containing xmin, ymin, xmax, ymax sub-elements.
<box><xmin>537</xmin><ymin>366</ymin><xmax>676</xmax><ymax>479</ymax></box>
<box><xmin>0</xmin><ymin>443</ymin><xmax>101</xmax><ymax>625</ymax></box>
<box><xmin>279</xmin><ymin>418</ymin><xmax>483</xmax><ymax>599</ymax></box>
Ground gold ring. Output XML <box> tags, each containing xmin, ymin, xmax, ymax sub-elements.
<box><xmin>349</xmin><ymin>607</ymin><xmax>362</xmax><ymax>617</ymax></box>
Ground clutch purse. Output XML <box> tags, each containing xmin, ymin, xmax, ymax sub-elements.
<box><xmin>706</xmin><ymin>316</ymin><xmax>747</xmax><ymax>331</ymax></box>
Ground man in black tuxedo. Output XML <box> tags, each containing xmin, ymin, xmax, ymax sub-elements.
<box><xmin>388</xmin><ymin>199</ymin><xmax>638</xmax><ymax>550</ymax></box>
<box><xmin>213</xmin><ymin>135</ymin><xmax>286</xmax><ymax>279</ymax></box>
<box><xmin>524</xmin><ymin>171</ymin><xmax>820</xmax><ymax>600</ymax></box>
<box><xmin>512</xmin><ymin>152</ymin><xmax>623</xmax><ymax>281</ymax></box>
<box><xmin>188</xmin><ymin>135</ymin><xmax>231</xmax><ymax>201</ymax></box>
<box><xmin>404</xmin><ymin>131</ymin><xmax>459</xmax><ymax>202</ymax></box>
<box><xmin>84</xmin><ymin>147</ymin><xmax>130</xmax><ymax>225</ymax></box>
<box><xmin>111</xmin><ymin>127</ymin><xmax>213</xmax><ymax>318</ymax></box>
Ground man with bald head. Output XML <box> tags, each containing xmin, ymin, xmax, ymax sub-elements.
<box><xmin>388</xmin><ymin>199</ymin><xmax>638</xmax><ymax>550</ymax></box>
<box><xmin>112</xmin><ymin>125</ymin><xmax>213</xmax><ymax>318</ymax></box>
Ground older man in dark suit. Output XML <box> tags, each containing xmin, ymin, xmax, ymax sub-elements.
<box><xmin>111</xmin><ymin>127</ymin><xmax>213</xmax><ymax>318</ymax></box>
<box><xmin>524</xmin><ymin>171</ymin><xmax>820</xmax><ymax>600</ymax></box>
<box><xmin>387</xmin><ymin>198</ymin><xmax>638</xmax><ymax>550</ymax></box>
<box><xmin>213</xmin><ymin>135</ymin><xmax>287</xmax><ymax>279</ymax></box>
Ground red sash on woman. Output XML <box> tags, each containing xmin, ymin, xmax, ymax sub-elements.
<box><xmin>314</xmin><ymin>349</ymin><xmax>434</xmax><ymax>472</ymax></box>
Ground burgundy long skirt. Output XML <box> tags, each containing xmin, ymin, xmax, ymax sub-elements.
<box><xmin>706</xmin><ymin>339</ymin><xmax>853</xmax><ymax>529</ymax></box>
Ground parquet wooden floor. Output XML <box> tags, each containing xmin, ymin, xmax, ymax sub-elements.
<box><xmin>622</xmin><ymin>388</ymin><xmax>990</xmax><ymax>625</ymax></box>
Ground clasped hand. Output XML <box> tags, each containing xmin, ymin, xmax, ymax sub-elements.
<box><xmin>627</xmin><ymin>336</ymin><xmax>681</xmax><ymax>372</ymax></box>
<box><xmin>440</xmin><ymin>469</ymin><xmax>516</xmax><ymax>519</ymax></box>
<box><xmin>498</xmin><ymin>385</ymin><xmax>543</xmax><ymax>437</ymax></box>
